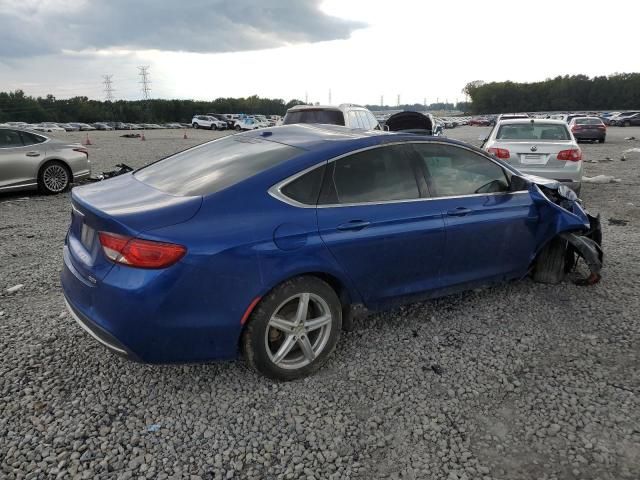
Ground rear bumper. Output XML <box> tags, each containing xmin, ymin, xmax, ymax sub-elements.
<box><xmin>573</xmin><ymin>131</ymin><xmax>605</xmax><ymax>140</ymax></box>
<box><xmin>61</xmin><ymin>244</ymin><xmax>245</xmax><ymax>364</ymax></box>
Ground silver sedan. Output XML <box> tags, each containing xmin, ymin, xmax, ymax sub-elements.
<box><xmin>482</xmin><ymin>119</ymin><xmax>583</xmax><ymax>195</ymax></box>
<box><xmin>0</xmin><ymin>128</ymin><xmax>91</xmax><ymax>194</ymax></box>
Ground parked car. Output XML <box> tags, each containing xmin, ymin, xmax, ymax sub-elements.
<box><xmin>93</xmin><ymin>123</ymin><xmax>114</xmax><ymax>131</ymax></box>
<box><xmin>609</xmin><ymin>112</ymin><xmax>640</xmax><ymax>127</ymax></box>
<box><xmin>61</xmin><ymin>124</ymin><xmax>602</xmax><ymax>380</ymax></box>
<box><xmin>192</xmin><ymin>115</ymin><xmax>227</xmax><ymax>130</ymax></box>
<box><xmin>60</xmin><ymin>123</ymin><xmax>80</xmax><ymax>132</ymax></box>
<box><xmin>206</xmin><ymin>113</ymin><xmax>235</xmax><ymax>129</ymax></box>
<box><xmin>0</xmin><ymin>128</ymin><xmax>90</xmax><ymax>194</ymax></box>
<box><xmin>283</xmin><ymin>104</ymin><xmax>380</xmax><ymax>130</ymax></box>
<box><xmin>385</xmin><ymin>111</ymin><xmax>441</xmax><ymax>136</ymax></box>
<box><xmin>568</xmin><ymin>117</ymin><xmax>606</xmax><ymax>143</ymax></box>
<box><xmin>164</xmin><ymin>123</ymin><xmax>183</xmax><ymax>129</ymax></box>
<box><xmin>482</xmin><ymin>119</ymin><xmax>583</xmax><ymax>194</ymax></box>
<box><xmin>234</xmin><ymin>117</ymin><xmax>261</xmax><ymax>131</ymax></box>
<box><xmin>32</xmin><ymin>122</ymin><xmax>66</xmax><ymax>133</ymax></box>
<box><xmin>69</xmin><ymin>123</ymin><xmax>96</xmax><ymax>131</ymax></box>
<box><xmin>469</xmin><ymin>117</ymin><xmax>491</xmax><ymax>126</ymax></box>
<box><xmin>114</xmin><ymin>122</ymin><xmax>132</xmax><ymax>130</ymax></box>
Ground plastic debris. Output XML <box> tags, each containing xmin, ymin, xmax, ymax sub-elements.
<box><xmin>146</xmin><ymin>424</ymin><xmax>161</xmax><ymax>432</ymax></box>
<box><xmin>582</xmin><ymin>175</ymin><xmax>621</xmax><ymax>184</ymax></box>
<box><xmin>6</xmin><ymin>284</ymin><xmax>24</xmax><ymax>294</ymax></box>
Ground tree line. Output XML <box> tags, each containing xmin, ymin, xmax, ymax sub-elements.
<box><xmin>0</xmin><ymin>90</ymin><xmax>305</xmax><ymax>123</ymax></box>
<box><xmin>464</xmin><ymin>73</ymin><xmax>640</xmax><ymax>114</ymax></box>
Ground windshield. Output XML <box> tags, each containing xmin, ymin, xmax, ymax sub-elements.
<box><xmin>135</xmin><ymin>136</ymin><xmax>302</xmax><ymax>196</ymax></box>
<box><xmin>496</xmin><ymin>123</ymin><xmax>570</xmax><ymax>141</ymax></box>
<box><xmin>284</xmin><ymin>109</ymin><xmax>345</xmax><ymax>126</ymax></box>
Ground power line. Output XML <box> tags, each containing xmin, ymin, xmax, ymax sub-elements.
<box><xmin>102</xmin><ymin>74</ymin><xmax>115</xmax><ymax>101</ymax></box>
<box><xmin>137</xmin><ymin>66</ymin><xmax>151</xmax><ymax>100</ymax></box>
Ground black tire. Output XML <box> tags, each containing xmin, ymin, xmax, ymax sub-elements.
<box><xmin>598</xmin><ymin>137</ymin><xmax>605</xmax><ymax>144</ymax></box>
<box><xmin>210</xmin><ymin>124</ymin><xmax>217</xmax><ymax>130</ymax></box>
<box><xmin>532</xmin><ymin>237</ymin><xmax>568</xmax><ymax>284</ymax></box>
<box><xmin>38</xmin><ymin>160</ymin><xmax>71</xmax><ymax>194</ymax></box>
<box><xmin>193</xmin><ymin>123</ymin><xmax>199</xmax><ymax>129</ymax></box>
<box><xmin>242</xmin><ymin>276</ymin><xmax>342</xmax><ymax>380</ymax></box>
<box><xmin>235</xmin><ymin>125</ymin><xmax>241</xmax><ymax>131</ymax></box>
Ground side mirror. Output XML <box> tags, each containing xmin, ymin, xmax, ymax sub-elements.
<box><xmin>509</xmin><ymin>175</ymin><xmax>531</xmax><ymax>192</ymax></box>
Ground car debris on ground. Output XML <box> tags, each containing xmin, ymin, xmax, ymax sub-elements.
<box><xmin>583</xmin><ymin>175</ymin><xmax>622</xmax><ymax>184</ymax></box>
<box><xmin>88</xmin><ymin>163</ymin><xmax>134</xmax><ymax>182</ymax></box>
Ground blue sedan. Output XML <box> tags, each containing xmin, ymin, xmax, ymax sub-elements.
<box><xmin>61</xmin><ymin>125</ymin><xmax>603</xmax><ymax>380</ymax></box>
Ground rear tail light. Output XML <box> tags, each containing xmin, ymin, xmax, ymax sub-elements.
<box><xmin>557</xmin><ymin>149</ymin><xmax>583</xmax><ymax>162</ymax></box>
<box><xmin>571</xmin><ymin>125</ymin><xmax>582</xmax><ymax>131</ymax></box>
<box><xmin>73</xmin><ymin>147</ymin><xmax>89</xmax><ymax>158</ymax></box>
<box><xmin>488</xmin><ymin>147</ymin><xmax>510</xmax><ymax>159</ymax></box>
<box><xmin>98</xmin><ymin>232</ymin><xmax>186</xmax><ymax>269</ymax></box>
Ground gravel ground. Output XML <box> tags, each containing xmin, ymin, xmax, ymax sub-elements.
<box><xmin>1</xmin><ymin>126</ymin><xmax>639</xmax><ymax>480</ymax></box>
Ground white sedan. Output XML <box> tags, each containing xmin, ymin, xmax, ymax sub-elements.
<box><xmin>482</xmin><ymin>119</ymin><xmax>583</xmax><ymax>195</ymax></box>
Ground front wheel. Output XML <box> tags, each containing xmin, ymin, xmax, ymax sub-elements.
<box><xmin>193</xmin><ymin>123</ymin><xmax>199</xmax><ymax>129</ymax></box>
<box><xmin>210</xmin><ymin>124</ymin><xmax>217</xmax><ymax>130</ymax></box>
<box><xmin>38</xmin><ymin>161</ymin><xmax>70</xmax><ymax>194</ymax></box>
<box><xmin>242</xmin><ymin>276</ymin><xmax>342</xmax><ymax>380</ymax></box>
<box><xmin>532</xmin><ymin>237</ymin><xmax>568</xmax><ymax>284</ymax></box>
<box><xmin>235</xmin><ymin>125</ymin><xmax>241</xmax><ymax>131</ymax></box>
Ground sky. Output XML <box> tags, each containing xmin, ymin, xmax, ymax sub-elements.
<box><xmin>0</xmin><ymin>0</ymin><xmax>637</xmax><ymax>105</ymax></box>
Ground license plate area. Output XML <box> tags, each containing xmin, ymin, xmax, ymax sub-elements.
<box><xmin>521</xmin><ymin>154</ymin><xmax>547</xmax><ymax>165</ymax></box>
<box><xmin>80</xmin><ymin>223</ymin><xmax>96</xmax><ymax>250</ymax></box>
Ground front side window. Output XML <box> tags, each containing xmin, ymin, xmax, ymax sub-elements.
<box><xmin>413</xmin><ymin>144</ymin><xmax>509</xmax><ymax>197</ymax></box>
<box><xmin>319</xmin><ymin>145</ymin><xmax>420</xmax><ymax>204</ymax></box>
<box><xmin>135</xmin><ymin>136</ymin><xmax>302</xmax><ymax>196</ymax></box>
<box><xmin>0</xmin><ymin>129</ymin><xmax>24</xmax><ymax>148</ymax></box>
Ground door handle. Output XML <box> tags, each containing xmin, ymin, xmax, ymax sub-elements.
<box><xmin>26</xmin><ymin>151</ymin><xmax>40</xmax><ymax>157</ymax></box>
<box><xmin>337</xmin><ymin>220</ymin><xmax>370</xmax><ymax>231</ymax></box>
<box><xmin>446</xmin><ymin>207</ymin><xmax>473</xmax><ymax>217</ymax></box>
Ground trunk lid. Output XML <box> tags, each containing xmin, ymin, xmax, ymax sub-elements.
<box><xmin>67</xmin><ymin>173</ymin><xmax>202</xmax><ymax>281</ymax></box>
<box><xmin>495</xmin><ymin>140</ymin><xmax>574</xmax><ymax>168</ymax></box>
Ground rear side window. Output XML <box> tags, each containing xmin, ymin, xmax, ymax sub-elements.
<box><xmin>413</xmin><ymin>144</ymin><xmax>509</xmax><ymax>197</ymax></box>
<box><xmin>280</xmin><ymin>165</ymin><xmax>326</xmax><ymax>205</ymax></box>
<box><xmin>0</xmin><ymin>129</ymin><xmax>23</xmax><ymax>147</ymax></box>
<box><xmin>283</xmin><ymin>109</ymin><xmax>345</xmax><ymax>126</ymax></box>
<box><xmin>319</xmin><ymin>145</ymin><xmax>420</xmax><ymax>204</ymax></box>
<box><xmin>496</xmin><ymin>123</ymin><xmax>570</xmax><ymax>141</ymax></box>
<box><xmin>19</xmin><ymin>131</ymin><xmax>46</xmax><ymax>145</ymax></box>
<box><xmin>135</xmin><ymin>136</ymin><xmax>302</xmax><ymax>196</ymax></box>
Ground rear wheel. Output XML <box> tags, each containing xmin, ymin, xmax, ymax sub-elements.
<box><xmin>242</xmin><ymin>276</ymin><xmax>342</xmax><ymax>380</ymax></box>
<box><xmin>193</xmin><ymin>123</ymin><xmax>199</xmax><ymax>129</ymax></box>
<box><xmin>235</xmin><ymin>125</ymin><xmax>241</xmax><ymax>131</ymax></box>
<box><xmin>532</xmin><ymin>237</ymin><xmax>568</xmax><ymax>284</ymax></box>
<box><xmin>599</xmin><ymin>137</ymin><xmax>605</xmax><ymax>144</ymax></box>
<box><xmin>38</xmin><ymin>161</ymin><xmax>70</xmax><ymax>194</ymax></box>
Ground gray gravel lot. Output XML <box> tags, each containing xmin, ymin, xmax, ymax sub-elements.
<box><xmin>1</xmin><ymin>126</ymin><xmax>639</xmax><ymax>480</ymax></box>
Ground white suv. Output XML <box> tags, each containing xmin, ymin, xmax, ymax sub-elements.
<box><xmin>191</xmin><ymin>115</ymin><xmax>227</xmax><ymax>130</ymax></box>
<box><xmin>283</xmin><ymin>104</ymin><xmax>380</xmax><ymax>130</ymax></box>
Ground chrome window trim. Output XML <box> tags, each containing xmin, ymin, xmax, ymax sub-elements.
<box><xmin>268</xmin><ymin>140</ymin><xmax>529</xmax><ymax>209</ymax></box>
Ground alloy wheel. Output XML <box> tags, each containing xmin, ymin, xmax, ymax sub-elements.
<box><xmin>264</xmin><ymin>293</ymin><xmax>333</xmax><ymax>370</ymax></box>
<box><xmin>43</xmin><ymin>164</ymin><xmax>69</xmax><ymax>193</ymax></box>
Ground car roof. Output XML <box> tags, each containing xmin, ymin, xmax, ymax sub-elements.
<box><xmin>287</xmin><ymin>104</ymin><xmax>343</xmax><ymax>112</ymax></box>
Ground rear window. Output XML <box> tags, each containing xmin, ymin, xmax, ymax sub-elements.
<box><xmin>496</xmin><ymin>123</ymin><xmax>570</xmax><ymax>141</ymax></box>
<box><xmin>283</xmin><ymin>109</ymin><xmax>345</xmax><ymax>126</ymax></box>
<box><xmin>135</xmin><ymin>136</ymin><xmax>302</xmax><ymax>196</ymax></box>
<box><xmin>575</xmin><ymin>118</ymin><xmax>603</xmax><ymax>125</ymax></box>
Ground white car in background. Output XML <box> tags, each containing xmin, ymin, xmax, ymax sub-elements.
<box><xmin>33</xmin><ymin>122</ymin><xmax>66</xmax><ymax>133</ymax></box>
<box><xmin>233</xmin><ymin>117</ymin><xmax>261</xmax><ymax>131</ymax></box>
<box><xmin>191</xmin><ymin>115</ymin><xmax>227</xmax><ymax>130</ymax></box>
<box><xmin>482</xmin><ymin>118</ymin><xmax>583</xmax><ymax>195</ymax></box>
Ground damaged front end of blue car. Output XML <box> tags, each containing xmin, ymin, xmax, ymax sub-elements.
<box><xmin>523</xmin><ymin>174</ymin><xmax>604</xmax><ymax>285</ymax></box>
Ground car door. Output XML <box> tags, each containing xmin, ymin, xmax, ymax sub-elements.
<box><xmin>0</xmin><ymin>129</ymin><xmax>41</xmax><ymax>189</ymax></box>
<box><xmin>316</xmin><ymin>144</ymin><xmax>446</xmax><ymax>307</ymax></box>
<box><xmin>411</xmin><ymin>142</ymin><xmax>538</xmax><ymax>288</ymax></box>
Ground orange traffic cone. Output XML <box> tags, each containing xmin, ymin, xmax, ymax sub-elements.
<box><xmin>82</xmin><ymin>133</ymin><xmax>92</xmax><ymax>146</ymax></box>
<box><xmin>183</xmin><ymin>130</ymin><xmax>188</xmax><ymax>140</ymax></box>
<box><xmin>140</xmin><ymin>131</ymin><xmax>146</xmax><ymax>141</ymax></box>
